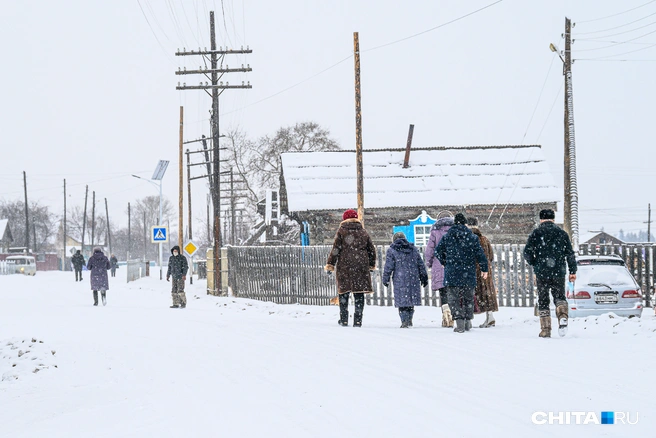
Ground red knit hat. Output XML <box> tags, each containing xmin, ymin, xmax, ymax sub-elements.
<box><xmin>342</xmin><ymin>209</ymin><xmax>358</xmax><ymax>220</ymax></box>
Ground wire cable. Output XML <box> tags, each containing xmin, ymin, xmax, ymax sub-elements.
<box><xmin>577</xmin><ymin>0</ymin><xmax>656</xmax><ymax>24</ymax></box>
<box><xmin>574</xmin><ymin>19</ymin><xmax>656</xmax><ymax>38</ymax></box>
<box><xmin>576</xmin><ymin>41</ymin><xmax>656</xmax><ymax>59</ymax></box>
<box><xmin>363</xmin><ymin>0</ymin><xmax>503</xmax><ymax>53</ymax></box>
<box><xmin>520</xmin><ymin>55</ymin><xmax>557</xmax><ymax>144</ymax></box>
<box><xmin>575</xmin><ymin>28</ymin><xmax>656</xmax><ymax>51</ymax></box>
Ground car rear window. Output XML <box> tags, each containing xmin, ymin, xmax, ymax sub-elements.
<box><xmin>577</xmin><ymin>259</ymin><xmax>624</xmax><ymax>266</ymax></box>
<box><xmin>576</xmin><ymin>265</ymin><xmax>635</xmax><ymax>286</ymax></box>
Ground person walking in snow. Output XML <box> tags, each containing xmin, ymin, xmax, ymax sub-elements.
<box><xmin>467</xmin><ymin>217</ymin><xmax>498</xmax><ymax>328</ymax></box>
<box><xmin>109</xmin><ymin>254</ymin><xmax>118</xmax><ymax>278</ymax></box>
<box><xmin>424</xmin><ymin>212</ymin><xmax>455</xmax><ymax>328</ymax></box>
<box><xmin>325</xmin><ymin>209</ymin><xmax>377</xmax><ymax>327</ymax></box>
<box><xmin>523</xmin><ymin>209</ymin><xmax>577</xmax><ymax>338</ymax></box>
<box><xmin>435</xmin><ymin>213</ymin><xmax>489</xmax><ymax>333</ymax></box>
<box><xmin>87</xmin><ymin>247</ymin><xmax>111</xmax><ymax>306</ymax></box>
<box><xmin>167</xmin><ymin>245</ymin><xmax>189</xmax><ymax>309</ymax></box>
<box><xmin>383</xmin><ymin>232</ymin><xmax>428</xmax><ymax>328</ymax></box>
<box><xmin>72</xmin><ymin>249</ymin><xmax>85</xmax><ymax>282</ymax></box>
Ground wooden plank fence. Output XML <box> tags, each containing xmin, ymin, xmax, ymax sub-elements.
<box><xmin>225</xmin><ymin>243</ymin><xmax>655</xmax><ymax>308</ymax></box>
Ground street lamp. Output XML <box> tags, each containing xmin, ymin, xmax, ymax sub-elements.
<box><xmin>132</xmin><ymin>160</ymin><xmax>169</xmax><ymax>280</ymax></box>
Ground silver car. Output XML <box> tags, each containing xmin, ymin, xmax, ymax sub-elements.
<box><xmin>568</xmin><ymin>255</ymin><xmax>643</xmax><ymax>318</ymax></box>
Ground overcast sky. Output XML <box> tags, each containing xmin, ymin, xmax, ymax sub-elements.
<box><xmin>1</xmin><ymin>0</ymin><xmax>655</xmax><ymax>239</ymax></box>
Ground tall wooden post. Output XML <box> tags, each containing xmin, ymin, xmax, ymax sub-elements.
<box><xmin>179</xmin><ymin>106</ymin><xmax>184</xmax><ymax>248</ymax></box>
<box><xmin>81</xmin><ymin>185</ymin><xmax>88</xmax><ymax>257</ymax></box>
<box><xmin>105</xmin><ymin>198</ymin><xmax>112</xmax><ymax>255</ymax></box>
<box><xmin>23</xmin><ymin>171</ymin><xmax>29</xmax><ymax>249</ymax></box>
<box><xmin>187</xmin><ymin>148</ymin><xmax>194</xmax><ymax>285</ymax></box>
<box><xmin>127</xmin><ymin>202</ymin><xmax>131</xmax><ymax>260</ymax></box>
<box><xmin>353</xmin><ymin>32</ymin><xmax>364</xmax><ymax>224</ymax></box>
<box><xmin>63</xmin><ymin>179</ymin><xmax>67</xmax><ymax>270</ymax></box>
<box><xmin>91</xmin><ymin>191</ymin><xmax>96</xmax><ymax>247</ymax></box>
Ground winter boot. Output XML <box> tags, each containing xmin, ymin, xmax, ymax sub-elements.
<box><xmin>479</xmin><ymin>311</ymin><xmax>496</xmax><ymax>328</ymax></box>
<box><xmin>453</xmin><ymin>319</ymin><xmax>466</xmax><ymax>333</ymax></box>
<box><xmin>338</xmin><ymin>294</ymin><xmax>349</xmax><ymax>326</ymax></box>
<box><xmin>353</xmin><ymin>311</ymin><xmax>363</xmax><ymax>327</ymax></box>
<box><xmin>409</xmin><ymin>307</ymin><xmax>414</xmax><ymax>327</ymax></box>
<box><xmin>170</xmin><ymin>305</ymin><xmax>180</xmax><ymax>308</ymax></box>
<box><xmin>101</xmin><ymin>291</ymin><xmax>107</xmax><ymax>306</ymax></box>
<box><xmin>465</xmin><ymin>319</ymin><xmax>472</xmax><ymax>331</ymax></box>
<box><xmin>556</xmin><ymin>301</ymin><xmax>568</xmax><ymax>337</ymax></box>
<box><xmin>538</xmin><ymin>315</ymin><xmax>552</xmax><ymax>338</ymax></box>
<box><xmin>441</xmin><ymin>304</ymin><xmax>454</xmax><ymax>328</ymax></box>
<box><xmin>93</xmin><ymin>290</ymin><xmax>98</xmax><ymax>306</ymax></box>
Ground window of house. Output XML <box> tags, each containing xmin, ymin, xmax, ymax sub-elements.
<box><xmin>414</xmin><ymin>225</ymin><xmax>432</xmax><ymax>246</ymax></box>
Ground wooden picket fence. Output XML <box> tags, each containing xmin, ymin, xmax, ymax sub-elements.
<box><xmin>225</xmin><ymin>243</ymin><xmax>655</xmax><ymax>308</ymax></box>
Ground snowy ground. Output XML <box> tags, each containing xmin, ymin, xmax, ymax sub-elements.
<box><xmin>0</xmin><ymin>272</ymin><xmax>654</xmax><ymax>437</ymax></box>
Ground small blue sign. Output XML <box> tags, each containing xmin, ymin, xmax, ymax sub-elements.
<box><xmin>151</xmin><ymin>226</ymin><xmax>168</xmax><ymax>243</ymax></box>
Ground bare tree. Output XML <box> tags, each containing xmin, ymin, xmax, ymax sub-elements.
<box><xmin>0</xmin><ymin>200</ymin><xmax>57</xmax><ymax>251</ymax></box>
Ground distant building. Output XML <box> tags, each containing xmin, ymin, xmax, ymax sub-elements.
<box><xmin>0</xmin><ymin>219</ymin><xmax>13</xmax><ymax>253</ymax></box>
<box><xmin>281</xmin><ymin>145</ymin><xmax>559</xmax><ymax>245</ymax></box>
<box><xmin>580</xmin><ymin>231</ymin><xmax>625</xmax><ymax>246</ymax></box>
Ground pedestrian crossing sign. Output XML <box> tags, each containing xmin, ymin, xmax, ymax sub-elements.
<box><xmin>151</xmin><ymin>226</ymin><xmax>168</xmax><ymax>243</ymax></box>
<box><xmin>184</xmin><ymin>241</ymin><xmax>198</xmax><ymax>256</ymax></box>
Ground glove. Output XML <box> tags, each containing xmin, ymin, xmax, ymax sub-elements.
<box><xmin>383</xmin><ymin>283</ymin><xmax>389</xmax><ymax>288</ymax></box>
<box><xmin>326</xmin><ymin>270</ymin><xmax>332</xmax><ymax>275</ymax></box>
<box><xmin>182</xmin><ymin>276</ymin><xmax>187</xmax><ymax>281</ymax></box>
<box><xmin>421</xmin><ymin>282</ymin><xmax>428</xmax><ymax>288</ymax></box>
<box><xmin>166</xmin><ymin>276</ymin><xmax>170</xmax><ymax>282</ymax></box>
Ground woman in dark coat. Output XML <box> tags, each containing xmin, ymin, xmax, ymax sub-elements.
<box><xmin>87</xmin><ymin>247</ymin><xmax>111</xmax><ymax>306</ymax></box>
<box><xmin>383</xmin><ymin>232</ymin><xmax>428</xmax><ymax>328</ymax></box>
<box><xmin>467</xmin><ymin>217</ymin><xmax>498</xmax><ymax>327</ymax></box>
<box><xmin>325</xmin><ymin>209</ymin><xmax>376</xmax><ymax>327</ymax></box>
<box><xmin>424</xmin><ymin>213</ymin><xmax>455</xmax><ymax>327</ymax></box>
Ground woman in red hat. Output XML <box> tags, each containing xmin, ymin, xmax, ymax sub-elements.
<box><xmin>325</xmin><ymin>209</ymin><xmax>376</xmax><ymax>327</ymax></box>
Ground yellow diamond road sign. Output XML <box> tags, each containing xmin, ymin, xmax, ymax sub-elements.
<box><xmin>184</xmin><ymin>241</ymin><xmax>198</xmax><ymax>257</ymax></box>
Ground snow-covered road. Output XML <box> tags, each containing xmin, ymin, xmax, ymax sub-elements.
<box><xmin>1</xmin><ymin>272</ymin><xmax>653</xmax><ymax>437</ymax></box>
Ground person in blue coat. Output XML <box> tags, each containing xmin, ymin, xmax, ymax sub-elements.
<box><xmin>435</xmin><ymin>213</ymin><xmax>489</xmax><ymax>333</ymax></box>
<box><xmin>383</xmin><ymin>232</ymin><xmax>429</xmax><ymax>328</ymax></box>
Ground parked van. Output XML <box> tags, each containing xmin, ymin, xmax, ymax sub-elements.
<box><xmin>6</xmin><ymin>255</ymin><xmax>37</xmax><ymax>276</ymax></box>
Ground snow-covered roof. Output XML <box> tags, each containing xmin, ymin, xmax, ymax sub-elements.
<box><xmin>281</xmin><ymin>146</ymin><xmax>559</xmax><ymax>212</ymax></box>
<box><xmin>0</xmin><ymin>219</ymin><xmax>9</xmax><ymax>240</ymax></box>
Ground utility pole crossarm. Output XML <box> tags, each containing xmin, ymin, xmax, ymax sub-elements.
<box><xmin>176</xmin><ymin>48</ymin><xmax>253</xmax><ymax>56</ymax></box>
<box><xmin>176</xmin><ymin>67</ymin><xmax>252</xmax><ymax>75</ymax></box>
<box><xmin>176</xmin><ymin>84</ymin><xmax>252</xmax><ymax>90</ymax></box>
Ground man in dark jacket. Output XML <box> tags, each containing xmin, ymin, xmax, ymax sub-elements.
<box><xmin>72</xmin><ymin>250</ymin><xmax>85</xmax><ymax>282</ymax></box>
<box><xmin>524</xmin><ymin>209</ymin><xmax>577</xmax><ymax>338</ymax></box>
<box><xmin>167</xmin><ymin>245</ymin><xmax>189</xmax><ymax>309</ymax></box>
<box><xmin>435</xmin><ymin>213</ymin><xmax>489</xmax><ymax>333</ymax></box>
<box><xmin>109</xmin><ymin>254</ymin><xmax>118</xmax><ymax>277</ymax></box>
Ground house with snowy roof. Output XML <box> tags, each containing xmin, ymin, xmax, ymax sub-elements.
<box><xmin>280</xmin><ymin>145</ymin><xmax>559</xmax><ymax>245</ymax></box>
<box><xmin>0</xmin><ymin>219</ymin><xmax>13</xmax><ymax>252</ymax></box>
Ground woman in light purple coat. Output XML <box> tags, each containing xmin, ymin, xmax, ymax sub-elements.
<box><xmin>424</xmin><ymin>215</ymin><xmax>454</xmax><ymax>327</ymax></box>
<box><xmin>87</xmin><ymin>247</ymin><xmax>111</xmax><ymax>306</ymax></box>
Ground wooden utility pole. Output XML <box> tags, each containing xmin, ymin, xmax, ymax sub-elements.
<box><xmin>230</xmin><ymin>168</ymin><xmax>236</xmax><ymax>245</ymax></box>
<box><xmin>353</xmin><ymin>32</ymin><xmax>364</xmax><ymax>224</ymax></box>
<box><xmin>179</xmin><ymin>106</ymin><xmax>184</xmax><ymax>248</ymax></box>
<box><xmin>32</xmin><ymin>223</ymin><xmax>37</xmax><ymax>253</ymax></box>
<box><xmin>207</xmin><ymin>194</ymin><xmax>211</xmax><ymax>245</ymax></box>
<box><xmin>91</xmin><ymin>191</ymin><xmax>96</xmax><ymax>247</ymax></box>
<box><xmin>648</xmin><ymin>203</ymin><xmax>653</xmax><ymax>308</ymax></box>
<box><xmin>403</xmin><ymin>124</ymin><xmax>415</xmax><ymax>168</ymax></box>
<box><xmin>105</xmin><ymin>198</ymin><xmax>112</xmax><ymax>255</ymax></box>
<box><xmin>128</xmin><ymin>202</ymin><xmax>131</xmax><ymax>260</ymax></box>
<box><xmin>63</xmin><ymin>179</ymin><xmax>67</xmax><ymax>270</ymax></box>
<box><xmin>82</xmin><ymin>186</ymin><xmax>88</xmax><ymax>257</ymax></box>
<box><xmin>143</xmin><ymin>211</ymin><xmax>147</xmax><ymax>260</ymax></box>
<box><xmin>176</xmin><ymin>11</ymin><xmax>252</xmax><ymax>295</ymax></box>
<box><xmin>186</xmin><ymin>149</ymin><xmax>193</xmax><ymax>242</ymax></box>
<box><xmin>23</xmin><ymin>171</ymin><xmax>29</xmax><ymax>249</ymax></box>
<box><xmin>563</xmin><ymin>17</ymin><xmax>579</xmax><ymax>250</ymax></box>
<box><xmin>648</xmin><ymin>203</ymin><xmax>652</xmax><ymax>242</ymax></box>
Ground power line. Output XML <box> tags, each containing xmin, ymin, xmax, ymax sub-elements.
<box><xmin>574</xmin><ymin>20</ymin><xmax>656</xmax><ymax>39</ymax></box>
<box><xmin>576</xmin><ymin>41</ymin><xmax>656</xmax><ymax>59</ymax></box>
<box><xmin>536</xmin><ymin>81</ymin><xmax>563</xmax><ymax>142</ymax></box>
<box><xmin>575</xmin><ymin>27</ymin><xmax>656</xmax><ymax>51</ymax></box>
<box><xmin>363</xmin><ymin>0</ymin><xmax>504</xmax><ymax>53</ymax></box>
<box><xmin>136</xmin><ymin>0</ymin><xmax>177</xmax><ymax>65</ymax></box>
<box><xmin>577</xmin><ymin>0</ymin><xmax>656</xmax><ymax>24</ymax></box>
<box><xmin>576</xmin><ymin>9</ymin><xmax>656</xmax><ymax>34</ymax></box>
<box><xmin>220</xmin><ymin>1</ymin><xmax>504</xmax><ymax>116</ymax></box>
<box><xmin>520</xmin><ymin>55</ymin><xmax>557</xmax><ymax>144</ymax></box>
